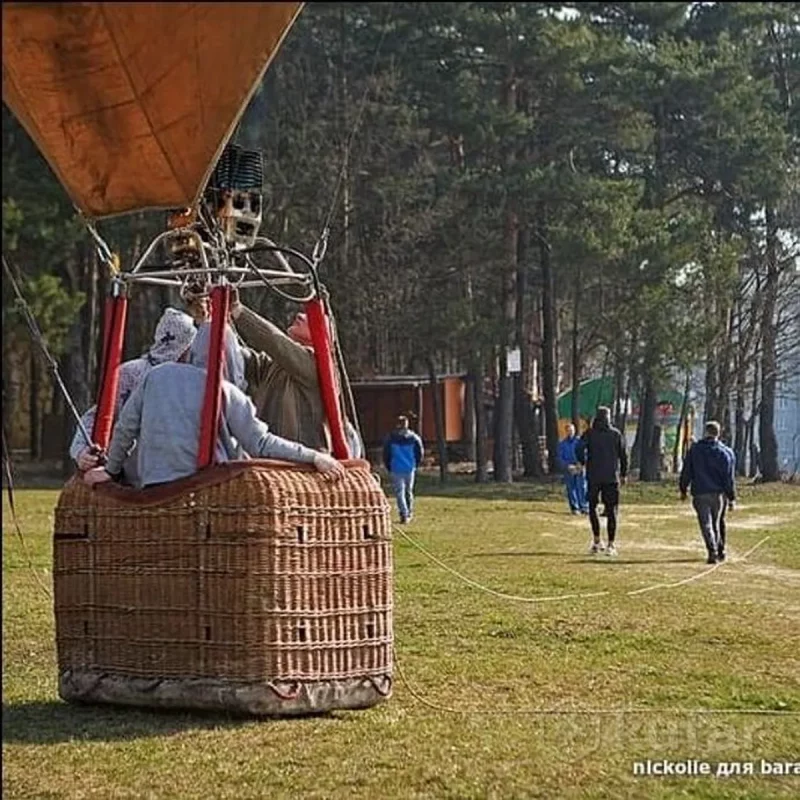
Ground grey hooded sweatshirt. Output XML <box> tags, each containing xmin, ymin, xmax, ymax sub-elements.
<box><xmin>104</xmin><ymin>322</ymin><xmax>318</xmax><ymax>488</ymax></box>
<box><xmin>69</xmin><ymin>307</ymin><xmax>198</xmax><ymax>482</ymax></box>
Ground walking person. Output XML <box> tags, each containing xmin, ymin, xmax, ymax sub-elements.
<box><xmin>383</xmin><ymin>414</ymin><xmax>424</xmax><ymax>524</ymax></box>
<box><xmin>679</xmin><ymin>421</ymin><xmax>736</xmax><ymax>564</ymax></box>
<box><xmin>577</xmin><ymin>406</ymin><xmax>628</xmax><ymax>556</ymax></box>
<box><xmin>558</xmin><ymin>424</ymin><xmax>588</xmax><ymax>514</ymax></box>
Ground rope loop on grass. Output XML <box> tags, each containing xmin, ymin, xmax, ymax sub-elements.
<box><xmin>395</xmin><ymin>525</ymin><xmax>770</xmax><ymax>604</ymax></box>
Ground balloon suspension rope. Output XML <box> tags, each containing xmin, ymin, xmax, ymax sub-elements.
<box><xmin>2</xmin><ymin>255</ymin><xmax>92</xmax><ymax>448</ymax></box>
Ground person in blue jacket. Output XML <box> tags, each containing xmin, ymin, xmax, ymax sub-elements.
<box><xmin>383</xmin><ymin>414</ymin><xmax>424</xmax><ymax>524</ymax></box>
<box><xmin>679</xmin><ymin>420</ymin><xmax>736</xmax><ymax>564</ymax></box>
<box><xmin>558</xmin><ymin>423</ymin><xmax>588</xmax><ymax>514</ymax></box>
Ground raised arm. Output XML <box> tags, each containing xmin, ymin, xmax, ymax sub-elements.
<box><xmin>232</xmin><ymin>305</ymin><xmax>317</xmax><ymax>386</ymax></box>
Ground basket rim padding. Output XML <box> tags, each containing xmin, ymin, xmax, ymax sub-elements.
<box><xmin>75</xmin><ymin>458</ymin><xmax>374</xmax><ymax>507</ymax></box>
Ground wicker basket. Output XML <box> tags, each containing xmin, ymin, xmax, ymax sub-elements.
<box><xmin>53</xmin><ymin>459</ymin><xmax>393</xmax><ymax>716</ymax></box>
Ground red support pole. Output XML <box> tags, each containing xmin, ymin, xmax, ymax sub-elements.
<box><xmin>197</xmin><ymin>284</ymin><xmax>231</xmax><ymax>469</ymax></box>
<box><xmin>92</xmin><ymin>286</ymin><xmax>128</xmax><ymax>449</ymax></box>
<box><xmin>305</xmin><ymin>298</ymin><xmax>350</xmax><ymax>459</ymax></box>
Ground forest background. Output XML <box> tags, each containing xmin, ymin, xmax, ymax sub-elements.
<box><xmin>2</xmin><ymin>1</ymin><xmax>798</xmax><ymax>483</ymax></box>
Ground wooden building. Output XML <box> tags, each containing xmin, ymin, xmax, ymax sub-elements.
<box><xmin>351</xmin><ymin>375</ymin><xmax>466</xmax><ymax>448</ymax></box>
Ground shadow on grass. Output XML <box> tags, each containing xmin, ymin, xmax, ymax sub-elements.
<box><xmin>577</xmin><ymin>558</ymin><xmax>704</xmax><ymax>566</ymax></box>
<box><xmin>465</xmin><ymin>551</ymin><xmax>702</xmax><ymax>565</ymax></box>
<box><xmin>465</xmin><ymin>550</ymin><xmax>580</xmax><ymax>559</ymax></box>
<box><xmin>1</xmin><ymin>700</ymin><xmax>294</xmax><ymax>744</ymax></box>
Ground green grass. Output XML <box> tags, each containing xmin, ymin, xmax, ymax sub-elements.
<box><xmin>3</xmin><ymin>478</ymin><xmax>800</xmax><ymax>799</ymax></box>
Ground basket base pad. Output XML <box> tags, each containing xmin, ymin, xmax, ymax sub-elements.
<box><xmin>59</xmin><ymin>668</ymin><xmax>391</xmax><ymax>717</ymax></box>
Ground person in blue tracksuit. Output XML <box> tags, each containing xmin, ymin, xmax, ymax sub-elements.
<box><xmin>558</xmin><ymin>424</ymin><xmax>588</xmax><ymax>514</ymax></box>
<box><xmin>383</xmin><ymin>415</ymin><xmax>424</xmax><ymax>524</ymax></box>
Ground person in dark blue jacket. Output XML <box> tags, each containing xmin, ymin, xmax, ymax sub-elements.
<box><xmin>679</xmin><ymin>420</ymin><xmax>736</xmax><ymax>564</ymax></box>
<box><xmin>383</xmin><ymin>415</ymin><xmax>424</xmax><ymax>524</ymax></box>
<box><xmin>558</xmin><ymin>424</ymin><xmax>588</xmax><ymax>514</ymax></box>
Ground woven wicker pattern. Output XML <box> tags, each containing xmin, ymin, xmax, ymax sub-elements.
<box><xmin>54</xmin><ymin>461</ymin><xmax>392</xmax><ymax>699</ymax></box>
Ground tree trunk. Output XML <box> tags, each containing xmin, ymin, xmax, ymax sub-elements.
<box><xmin>514</xmin><ymin>374</ymin><xmax>541</xmax><ymax>477</ymax></box>
<box><xmin>570</xmin><ymin>271</ymin><xmax>581</xmax><ymax>428</ymax></box>
<box><xmin>339</xmin><ymin>4</ymin><xmax>351</xmax><ymax>278</ymax></box>
<box><xmin>630</xmin><ymin>370</ymin><xmax>643</xmax><ymax>471</ymax></box>
<box><xmin>759</xmin><ymin>204</ymin><xmax>780</xmax><ymax>482</ymax></box>
<box><xmin>493</xmin><ymin>69</ymin><xmax>518</xmax><ymax>483</ymax></box>
<box><xmin>612</xmin><ymin>357</ymin><xmax>625</xmax><ymax>431</ymax></box>
<box><xmin>514</xmin><ymin>222</ymin><xmax>540</xmax><ymax>477</ymax></box>
<box><xmin>620</xmin><ymin>363</ymin><xmax>633</xmax><ymax>446</ymax></box>
<box><xmin>29</xmin><ymin>350</ymin><xmax>41</xmax><ymax>459</ymax></box>
<box><xmin>427</xmin><ymin>357</ymin><xmax>448</xmax><ymax>483</ymax></box>
<box><xmin>494</xmin><ymin>358</ymin><xmax>515</xmax><ymax>483</ymax></box>
<box><xmin>463</xmin><ymin>370</ymin><xmax>476</xmax><ymax>459</ymax></box>
<box><xmin>2</xmin><ymin>343</ymin><xmax>18</xmax><ymax>449</ymax></box>
<box><xmin>473</xmin><ymin>361</ymin><xmax>489</xmax><ymax>484</ymax></box>
<box><xmin>638</xmin><ymin>372</ymin><xmax>660</xmax><ymax>482</ymax></box>
<box><xmin>672</xmin><ymin>370</ymin><xmax>691</xmax><ymax>474</ymax></box>
<box><xmin>704</xmin><ymin>352</ymin><xmax>717</xmax><ymax>424</ymax></box>
<box><xmin>537</xmin><ymin>203</ymin><xmax>559</xmax><ymax>474</ymax></box>
<box><xmin>733</xmin><ymin>364</ymin><xmax>748</xmax><ymax>476</ymax></box>
<box><xmin>749</xmin><ymin>357</ymin><xmax>761</xmax><ymax>478</ymax></box>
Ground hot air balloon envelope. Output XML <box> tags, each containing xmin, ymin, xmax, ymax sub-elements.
<box><xmin>2</xmin><ymin>2</ymin><xmax>302</xmax><ymax>219</ymax></box>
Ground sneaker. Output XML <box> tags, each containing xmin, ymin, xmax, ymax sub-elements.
<box><xmin>717</xmin><ymin>550</ymin><xmax>726</xmax><ymax>562</ymax></box>
<box><xmin>706</xmin><ymin>552</ymin><xmax>717</xmax><ymax>565</ymax></box>
<box><xmin>606</xmin><ymin>543</ymin><xmax>618</xmax><ymax>557</ymax></box>
<box><xmin>589</xmin><ymin>541</ymin><xmax>605</xmax><ymax>555</ymax></box>
<box><xmin>398</xmin><ymin>517</ymin><xmax>409</xmax><ymax>525</ymax></box>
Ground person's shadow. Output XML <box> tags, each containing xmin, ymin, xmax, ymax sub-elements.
<box><xmin>2</xmin><ymin>699</ymin><xmax>332</xmax><ymax>744</ymax></box>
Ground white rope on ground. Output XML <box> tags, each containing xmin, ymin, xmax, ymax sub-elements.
<box><xmin>395</xmin><ymin>525</ymin><xmax>771</xmax><ymax>604</ymax></box>
<box><xmin>392</xmin><ymin>645</ymin><xmax>800</xmax><ymax>717</ymax></box>
<box><xmin>626</xmin><ymin>537</ymin><xmax>770</xmax><ymax>597</ymax></box>
<box><xmin>395</xmin><ymin>526</ymin><xmax>611</xmax><ymax>603</ymax></box>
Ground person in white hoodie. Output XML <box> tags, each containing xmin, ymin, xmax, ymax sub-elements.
<box><xmin>83</xmin><ymin>322</ymin><xmax>343</xmax><ymax>489</ymax></box>
<box><xmin>71</xmin><ymin>307</ymin><xmax>198</xmax><ymax>484</ymax></box>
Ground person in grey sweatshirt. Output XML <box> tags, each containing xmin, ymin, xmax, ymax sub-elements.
<box><xmin>71</xmin><ymin>307</ymin><xmax>198</xmax><ymax>483</ymax></box>
<box><xmin>83</xmin><ymin>322</ymin><xmax>343</xmax><ymax>489</ymax></box>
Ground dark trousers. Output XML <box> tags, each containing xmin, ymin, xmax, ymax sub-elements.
<box><xmin>692</xmin><ymin>493</ymin><xmax>723</xmax><ymax>555</ymax></box>
<box><xmin>588</xmin><ymin>481</ymin><xmax>620</xmax><ymax>542</ymax></box>
<box><xmin>719</xmin><ymin>497</ymin><xmax>728</xmax><ymax>554</ymax></box>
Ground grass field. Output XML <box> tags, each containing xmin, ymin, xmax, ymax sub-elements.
<box><xmin>3</xmin><ymin>476</ymin><xmax>800</xmax><ymax>799</ymax></box>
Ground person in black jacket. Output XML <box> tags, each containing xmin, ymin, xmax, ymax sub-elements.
<box><xmin>577</xmin><ymin>406</ymin><xmax>628</xmax><ymax>556</ymax></box>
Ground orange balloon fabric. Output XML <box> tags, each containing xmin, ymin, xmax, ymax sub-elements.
<box><xmin>2</xmin><ymin>2</ymin><xmax>302</xmax><ymax>219</ymax></box>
